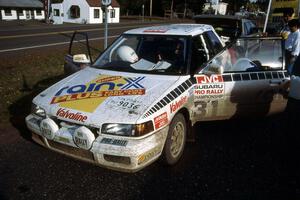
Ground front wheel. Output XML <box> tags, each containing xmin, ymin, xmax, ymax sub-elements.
<box><xmin>162</xmin><ymin>113</ymin><xmax>186</xmax><ymax>165</ymax></box>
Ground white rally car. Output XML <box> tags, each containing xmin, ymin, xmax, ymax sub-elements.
<box><xmin>26</xmin><ymin>24</ymin><xmax>289</xmax><ymax>172</ymax></box>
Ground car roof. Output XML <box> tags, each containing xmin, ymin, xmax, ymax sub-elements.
<box><xmin>124</xmin><ymin>24</ymin><xmax>214</xmax><ymax>36</ymax></box>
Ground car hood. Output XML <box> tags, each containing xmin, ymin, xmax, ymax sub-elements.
<box><xmin>34</xmin><ymin>67</ymin><xmax>179</xmax><ymax>126</ymax></box>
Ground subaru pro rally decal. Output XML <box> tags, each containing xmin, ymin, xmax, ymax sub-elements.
<box><xmin>50</xmin><ymin>75</ymin><xmax>145</xmax><ymax>113</ymax></box>
<box><xmin>194</xmin><ymin>74</ymin><xmax>225</xmax><ymax>100</ymax></box>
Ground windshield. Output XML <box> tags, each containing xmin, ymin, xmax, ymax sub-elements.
<box><xmin>93</xmin><ymin>34</ymin><xmax>188</xmax><ymax>75</ymax></box>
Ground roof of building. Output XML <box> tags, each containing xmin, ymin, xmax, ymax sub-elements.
<box><xmin>124</xmin><ymin>24</ymin><xmax>214</xmax><ymax>36</ymax></box>
<box><xmin>51</xmin><ymin>0</ymin><xmax>120</xmax><ymax>7</ymax></box>
<box><xmin>86</xmin><ymin>0</ymin><xmax>120</xmax><ymax>7</ymax></box>
<box><xmin>0</xmin><ymin>0</ymin><xmax>43</xmax><ymax>8</ymax></box>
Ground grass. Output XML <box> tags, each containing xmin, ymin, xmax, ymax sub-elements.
<box><xmin>0</xmin><ymin>40</ymin><xmax>105</xmax><ymax>126</ymax></box>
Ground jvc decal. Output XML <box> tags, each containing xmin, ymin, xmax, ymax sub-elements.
<box><xmin>196</xmin><ymin>74</ymin><xmax>223</xmax><ymax>84</ymax></box>
<box><xmin>194</xmin><ymin>75</ymin><xmax>225</xmax><ymax>100</ymax></box>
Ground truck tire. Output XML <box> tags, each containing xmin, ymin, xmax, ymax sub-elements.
<box><xmin>162</xmin><ymin>113</ymin><xmax>186</xmax><ymax>165</ymax></box>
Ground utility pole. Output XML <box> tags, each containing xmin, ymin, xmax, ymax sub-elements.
<box><xmin>171</xmin><ymin>0</ymin><xmax>174</xmax><ymax>19</ymax></box>
<box><xmin>102</xmin><ymin>0</ymin><xmax>111</xmax><ymax>49</ymax></box>
<box><xmin>150</xmin><ymin>0</ymin><xmax>153</xmax><ymax>17</ymax></box>
<box><xmin>142</xmin><ymin>4</ymin><xmax>145</xmax><ymax>21</ymax></box>
<box><xmin>184</xmin><ymin>0</ymin><xmax>187</xmax><ymax>18</ymax></box>
<box><xmin>263</xmin><ymin>0</ymin><xmax>272</xmax><ymax>33</ymax></box>
<box><xmin>43</xmin><ymin>0</ymin><xmax>49</xmax><ymax>22</ymax></box>
<box><xmin>215</xmin><ymin>0</ymin><xmax>219</xmax><ymax>15</ymax></box>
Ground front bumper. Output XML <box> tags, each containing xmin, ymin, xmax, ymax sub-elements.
<box><xmin>25</xmin><ymin>114</ymin><xmax>169</xmax><ymax>172</ymax></box>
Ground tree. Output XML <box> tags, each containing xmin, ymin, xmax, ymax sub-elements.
<box><xmin>117</xmin><ymin>0</ymin><xmax>206</xmax><ymax>17</ymax></box>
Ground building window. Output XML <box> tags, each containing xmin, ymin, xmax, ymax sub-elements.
<box><xmin>70</xmin><ymin>5</ymin><xmax>80</xmax><ymax>18</ymax></box>
<box><xmin>94</xmin><ymin>9</ymin><xmax>100</xmax><ymax>18</ymax></box>
<box><xmin>4</xmin><ymin>9</ymin><xmax>12</xmax><ymax>16</ymax></box>
<box><xmin>110</xmin><ymin>9</ymin><xmax>115</xmax><ymax>18</ymax></box>
<box><xmin>53</xmin><ymin>9</ymin><xmax>60</xmax><ymax>16</ymax></box>
<box><xmin>36</xmin><ymin>9</ymin><xmax>42</xmax><ymax>16</ymax></box>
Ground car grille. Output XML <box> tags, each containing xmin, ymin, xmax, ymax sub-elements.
<box><xmin>47</xmin><ymin>140</ymin><xmax>95</xmax><ymax>162</ymax></box>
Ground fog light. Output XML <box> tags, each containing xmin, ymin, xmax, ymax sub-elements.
<box><xmin>40</xmin><ymin>118</ymin><xmax>59</xmax><ymax>140</ymax></box>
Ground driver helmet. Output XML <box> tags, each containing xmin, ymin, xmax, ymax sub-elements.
<box><xmin>117</xmin><ymin>46</ymin><xmax>139</xmax><ymax>63</ymax></box>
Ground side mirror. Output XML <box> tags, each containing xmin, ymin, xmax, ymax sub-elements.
<box><xmin>73</xmin><ymin>54</ymin><xmax>91</xmax><ymax>64</ymax></box>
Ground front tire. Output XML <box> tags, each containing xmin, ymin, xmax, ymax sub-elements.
<box><xmin>162</xmin><ymin>113</ymin><xmax>186</xmax><ymax>165</ymax></box>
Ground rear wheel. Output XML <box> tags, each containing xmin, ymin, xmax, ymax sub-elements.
<box><xmin>162</xmin><ymin>113</ymin><xmax>186</xmax><ymax>165</ymax></box>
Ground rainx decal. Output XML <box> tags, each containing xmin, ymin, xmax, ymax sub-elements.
<box><xmin>51</xmin><ymin>76</ymin><xmax>145</xmax><ymax>104</ymax></box>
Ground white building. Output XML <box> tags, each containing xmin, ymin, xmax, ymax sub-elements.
<box><xmin>0</xmin><ymin>0</ymin><xmax>45</xmax><ymax>21</ymax></box>
<box><xmin>51</xmin><ymin>0</ymin><xmax>120</xmax><ymax>25</ymax></box>
<box><xmin>203</xmin><ymin>2</ymin><xmax>228</xmax><ymax>15</ymax></box>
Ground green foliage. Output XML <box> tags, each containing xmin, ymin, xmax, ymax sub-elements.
<box><xmin>117</xmin><ymin>0</ymin><xmax>207</xmax><ymax>16</ymax></box>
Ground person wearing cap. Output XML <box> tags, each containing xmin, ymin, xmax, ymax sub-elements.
<box><xmin>285</xmin><ymin>19</ymin><xmax>300</xmax><ymax>74</ymax></box>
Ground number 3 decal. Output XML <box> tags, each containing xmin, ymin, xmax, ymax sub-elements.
<box><xmin>194</xmin><ymin>100</ymin><xmax>219</xmax><ymax>117</ymax></box>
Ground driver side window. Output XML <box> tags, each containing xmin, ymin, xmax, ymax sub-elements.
<box><xmin>191</xmin><ymin>35</ymin><xmax>209</xmax><ymax>73</ymax></box>
<box><xmin>202</xmin><ymin>38</ymin><xmax>283</xmax><ymax>73</ymax></box>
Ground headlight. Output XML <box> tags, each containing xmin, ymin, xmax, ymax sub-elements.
<box><xmin>101</xmin><ymin>121</ymin><xmax>154</xmax><ymax>137</ymax></box>
<box><xmin>31</xmin><ymin>103</ymin><xmax>46</xmax><ymax>118</ymax></box>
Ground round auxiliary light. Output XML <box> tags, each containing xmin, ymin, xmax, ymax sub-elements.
<box><xmin>40</xmin><ymin>118</ymin><xmax>59</xmax><ymax>140</ymax></box>
<box><xmin>73</xmin><ymin>126</ymin><xmax>95</xmax><ymax>150</ymax></box>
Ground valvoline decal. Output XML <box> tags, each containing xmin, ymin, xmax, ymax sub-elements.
<box><xmin>51</xmin><ymin>75</ymin><xmax>145</xmax><ymax>113</ymax></box>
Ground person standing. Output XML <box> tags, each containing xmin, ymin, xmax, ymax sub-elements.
<box><xmin>280</xmin><ymin>11</ymin><xmax>293</xmax><ymax>39</ymax></box>
<box><xmin>285</xmin><ymin>19</ymin><xmax>300</xmax><ymax>74</ymax></box>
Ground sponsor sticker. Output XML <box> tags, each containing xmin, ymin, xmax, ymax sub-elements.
<box><xmin>138</xmin><ymin>146</ymin><xmax>160</xmax><ymax>165</ymax></box>
<box><xmin>196</xmin><ymin>74</ymin><xmax>223</xmax><ymax>84</ymax></box>
<box><xmin>143</xmin><ymin>27</ymin><xmax>169</xmax><ymax>33</ymax></box>
<box><xmin>56</xmin><ymin>108</ymin><xmax>88</xmax><ymax>122</ymax></box>
<box><xmin>105</xmin><ymin>98</ymin><xmax>142</xmax><ymax>111</ymax></box>
<box><xmin>170</xmin><ymin>96</ymin><xmax>188</xmax><ymax>113</ymax></box>
<box><xmin>73</xmin><ymin>126</ymin><xmax>95</xmax><ymax>150</ymax></box>
<box><xmin>100</xmin><ymin>138</ymin><xmax>128</xmax><ymax>146</ymax></box>
<box><xmin>57</xmin><ymin>136</ymin><xmax>70</xmax><ymax>144</ymax></box>
<box><xmin>51</xmin><ymin>75</ymin><xmax>146</xmax><ymax>113</ymax></box>
<box><xmin>194</xmin><ymin>75</ymin><xmax>225</xmax><ymax>100</ymax></box>
<box><xmin>154</xmin><ymin>112</ymin><xmax>168</xmax><ymax>129</ymax></box>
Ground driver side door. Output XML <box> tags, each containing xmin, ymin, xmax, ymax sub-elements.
<box><xmin>192</xmin><ymin>37</ymin><xmax>289</xmax><ymax>121</ymax></box>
